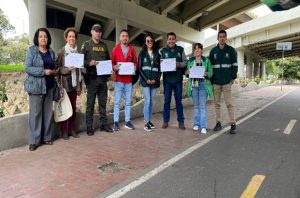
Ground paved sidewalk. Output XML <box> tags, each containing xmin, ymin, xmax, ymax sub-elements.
<box><xmin>0</xmin><ymin>85</ymin><xmax>295</xmax><ymax>198</ymax></box>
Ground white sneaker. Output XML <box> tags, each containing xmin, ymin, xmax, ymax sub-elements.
<box><xmin>193</xmin><ymin>125</ymin><xmax>199</xmax><ymax>131</ymax></box>
<box><xmin>201</xmin><ymin>128</ymin><xmax>207</xmax><ymax>134</ymax></box>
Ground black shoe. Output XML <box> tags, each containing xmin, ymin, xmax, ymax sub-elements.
<box><xmin>62</xmin><ymin>133</ymin><xmax>69</xmax><ymax>140</ymax></box>
<box><xmin>100</xmin><ymin>125</ymin><xmax>113</xmax><ymax>133</ymax></box>
<box><xmin>148</xmin><ymin>121</ymin><xmax>156</xmax><ymax>129</ymax></box>
<box><xmin>87</xmin><ymin>129</ymin><xmax>94</xmax><ymax>136</ymax></box>
<box><xmin>144</xmin><ymin>122</ymin><xmax>152</xmax><ymax>132</ymax></box>
<box><xmin>179</xmin><ymin>122</ymin><xmax>186</xmax><ymax>130</ymax></box>
<box><xmin>230</xmin><ymin>123</ymin><xmax>237</xmax><ymax>134</ymax></box>
<box><xmin>213</xmin><ymin>121</ymin><xmax>222</xmax><ymax>131</ymax></box>
<box><xmin>70</xmin><ymin>130</ymin><xmax>80</xmax><ymax>138</ymax></box>
<box><xmin>29</xmin><ymin>144</ymin><xmax>38</xmax><ymax>151</ymax></box>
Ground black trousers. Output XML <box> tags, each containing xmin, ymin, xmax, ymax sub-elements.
<box><xmin>86</xmin><ymin>76</ymin><xmax>108</xmax><ymax>131</ymax></box>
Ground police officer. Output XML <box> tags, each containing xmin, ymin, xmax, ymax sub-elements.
<box><xmin>81</xmin><ymin>24</ymin><xmax>113</xmax><ymax>135</ymax></box>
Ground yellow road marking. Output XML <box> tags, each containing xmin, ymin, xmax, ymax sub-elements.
<box><xmin>283</xmin><ymin>119</ymin><xmax>297</xmax><ymax>135</ymax></box>
<box><xmin>240</xmin><ymin>175</ymin><xmax>265</xmax><ymax>198</ymax></box>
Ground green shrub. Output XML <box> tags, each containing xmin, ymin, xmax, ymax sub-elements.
<box><xmin>239</xmin><ymin>78</ymin><xmax>252</xmax><ymax>87</ymax></box>
<box><xmin>254</xmin><ymin>77</ymin><xmax>262</xmax><ymax>85</ymax></box>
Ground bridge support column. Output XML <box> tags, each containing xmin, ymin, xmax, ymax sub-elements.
<box><xmin>115</xmin><ymin>18</ymin><xmax>128</xmax><ymax>44</ymax></box>
<box><xmin>254</xmin><ymin>58</ymin><xmax>260</xmax><ymax>78</ymax></box>
<box><xmin>237</xmin><ymin>49</ymin><xmax>245</xmax><ymax>79</ymax></box>
<box><xmin>246</xmin><ymin>53</ymin><xmax>253</xmax><ymax>79</ymax></box>
<box><xmin>28</xmin><ymin>0</ymin><xmax>46</xmax><ymax>45</ymax></box>
<box><xmin>260</xmin><ymin>61</ymin><xmax>266</xmax><ymax>79</ymax></box>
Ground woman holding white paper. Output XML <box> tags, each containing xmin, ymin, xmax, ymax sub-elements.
<box><xmin>138</xmin><ymin>33</ymin><xmax>161</xmax><ymax>132</ymax></box>
<box><xmin>185</xmin><ymin>43</ymin><xmax>213</xmax><ymax>134</ymax></box>
<box><xmin>56</xmin><ymin>27</ymin><xmax>82</xmax><ymax>139</ymax></box>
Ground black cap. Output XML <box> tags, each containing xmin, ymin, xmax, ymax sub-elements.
<box><xmin>91</xmin><ymin>24</ymin><xmax>103</xmax><ymax>31</ymax></box>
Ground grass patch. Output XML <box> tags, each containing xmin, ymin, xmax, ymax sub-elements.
<box><xmin>0</xmin><ymin>65</ymin><xmax>25</xmax><ymax>71</ymax></box>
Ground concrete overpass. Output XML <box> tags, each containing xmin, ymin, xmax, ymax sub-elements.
<box><xmin>24</xmin><ymin>0</ymin><xmax>300</xmax><ymax>80</ymax></box>
<box><xmin>24</xmin><ymin>0</ymin><xmax>261</xmax><ymax>51</ymax></box>
<box><xmin>203</xmin><ymin>6</ymin><xmax>300</xmax><ymax>79</ymax></box>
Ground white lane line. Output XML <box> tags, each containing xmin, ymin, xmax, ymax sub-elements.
<box><xmin>283</xmin><ymin>120</ymin><xmax>297</xmax><ymax>135</ymax></box>
<box><xmin>103</xmin><ymin>89</ymin><xmax>294</xmax><ymax>198</ymax></box>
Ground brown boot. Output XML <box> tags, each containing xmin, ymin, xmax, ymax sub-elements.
<box><xmin>70</xmin><ymin>130</ymin><xmax>80</xmax><ymax>138</ymax></box>
<box><xmin>178</xmin><ymin>123</ymin><xmax>186</xmax><ymax>130</ymax></box>
<box><xmin>162</xmin><ymin>122</ymin><xmax>168</xmax><ymax>129</ymax></box>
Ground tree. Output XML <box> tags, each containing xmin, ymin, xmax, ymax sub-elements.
<box><xmin>282</xmin><ymin>57</ymin><xmax>300</xmax><ymax>81</ymax></box>
<box><xmin>0</xmin><ymin>8</ymin><xmax>16</xmax><ymax>64</ymax></box>
<box><xmin>1</xmin><ymin>34</ymin><xmax>29</xmax><ymax>64</ymax></box>
<box><xmin>0</xmin><ymin>8</ymin><xmax>15</xmax><ymax>41</ymax></box>
<box><xmin>266</xmin><ymin>57</ymin><xmax>300</xmax><ymax>81</ymax></box>
<box><xmin>266</xmin><ymin>59</ymin><xmax>280</xmax><ymax>79</ymax></box>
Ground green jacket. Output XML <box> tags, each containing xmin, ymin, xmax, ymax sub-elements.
<box><xmin>160</xmin><ymin>45</ymin><xmax>187</xmax><ymax>83</ymax></box>
<box><xmin>209</xmin><ymin>44</ymin><xmax>238</xmax><ymax>85</ymax></box>
<box><xmin>185</xmin><ymin>56</ymin><xmax>213</xmax><ymax>97</ymax></box>
<box><xmin>138</xmin><ymin>49</ymin><xmax>161</xmax><ymax>88</ymax></box>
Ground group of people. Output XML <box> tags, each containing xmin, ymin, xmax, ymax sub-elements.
<box><xmin>24</xmin><ymin>23</ymin><xmax>238</xmax><ymax>151</ymax></box>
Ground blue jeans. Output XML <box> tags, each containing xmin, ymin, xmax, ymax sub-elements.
<box><xmin>163</xmin><ymin>81</ymin><xmax>184</xmax><ymax>123</ymax></box>
<box><xmin>192</xmin><ymin>81</ymin><xmax>207</xmax><ymax>129</ymax></box>
<box><xmin>142</xmin><ymin>86</ymin><xmax>157</xmax><ymax>122</ymax></box>
<box><xmin>114</xmin><ymin>82</ymin><xmax>132</xmax><ymax>122</ymax></box>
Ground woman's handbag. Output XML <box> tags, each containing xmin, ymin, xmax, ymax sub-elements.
<box><xmin>53</xmin><ymin>88</ymin><xmax>73</xmax><ymax>122</ymax></box>
<box><xmin>53</xmin><ymin>80</ymin><xmax>63</xmax><ymax>102</ymax></box>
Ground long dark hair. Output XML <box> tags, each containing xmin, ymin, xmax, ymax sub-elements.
<box><xmin>33</xmin><ymin>27</ymin><xmax>52</xmax><ymax>49</ymax></box>
<box><xmin>142</xmin><ymin>33</ymin><xmax>158</xmax><ymax>52</ymax></box>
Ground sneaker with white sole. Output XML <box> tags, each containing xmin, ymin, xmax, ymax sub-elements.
<box><xmin>125</xmin><ymin>121</ymin><xmax>135</xmax><ymax>130</ymax></box>
<box><xmin>193</xmin><ymin>125</ymin><xmax>199</xmax><ymax>131</ymax></box>
<box><xmin>148</xmin><ymin>121</ymin><xmax>156</xmax><ymax>129</ymax></box>
<box><xmin>144</xmin><ymin>123</ymin><xmax>152</xmax><ymax>132</ymax></box>
<box><xmin>201</xmin><ymin>128</ymin><xmax>207</xmax><ymax>134</ymax></box>
<box><xmin>113</xmin><ymin>122</ymin><xmax>120</xmax><ymax>131</ymax></box>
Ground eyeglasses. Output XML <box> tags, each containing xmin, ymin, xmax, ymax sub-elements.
<box><xmin>94</xmin><ymin>30</ymin><xmax>102</xmax><ymax>33</ymax></box>
<box><xmin>146</xmin><ymin>39</ymin><xmax>153</xmax><ymax>43</ymax></box>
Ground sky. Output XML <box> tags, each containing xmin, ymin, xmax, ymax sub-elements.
<box><xmin>0</xmin><ymin>0</ymin><xmax>29</xmax><ymax>37</ymax></box>
<box><xmin>0</xmin><ymin>1</ymin><xmax>271</xmax><ymax>39</ymax></box>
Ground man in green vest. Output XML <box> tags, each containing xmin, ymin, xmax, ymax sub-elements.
<box><xmin>209</xmin><ymin>30</ymin><xmax>238</xmax><ymax>134</ymax></box>
<box><xmin>160</xmin><ymin>32</ymin><xmax>187</xmax><ymax>129</ymax></box>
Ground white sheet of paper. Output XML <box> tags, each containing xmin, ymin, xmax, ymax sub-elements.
<box><xmin>64</xmin><ymin>53</ymin><xmax>84</xmax><ymax>68</ymax></box>
<box><xmin>96</xmin><ymin>60</ymin><xmax>112</xmax><ymax>75</ymax></box>
<box><xmin>160</xmin><ymin>58</ymin><xmax>176</xmax><ymax>72</ymax></box>
<box><xmin>189</xmin><ymin>66</ymin><xmax>205</xmax><ymax>78</ymax></box>
<box><xmin>118</xmin><ymin>62</ymin><xmax>135</xmax><ymax>75</ymax></box>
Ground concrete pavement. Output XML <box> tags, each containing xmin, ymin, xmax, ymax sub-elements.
<box><xmin>122</xmin><ymin>86</ymin><xmax>300</xmax><ymax>198</ymax></box>
<box><xmin>0</xmin><ymin>85</ymin><xmax>295</xmax><ymax>198</ymax></box>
